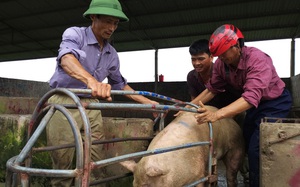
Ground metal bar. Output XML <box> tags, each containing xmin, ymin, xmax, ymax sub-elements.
<box><xmin>262</xmin><ymin>117</ymin><xmax>300</xmax><ymax>123</ymax></box>
<box><xmin>67</xmin><ymin>88</ymin><xmax>199</xmax><ymax>109</ymax></box>
<box><xmin>32</xmin><ymin>137</ymin><xmax>153</xmax><ymax>153</ymax></box>
<box><xmin>93</xmin><ymin>141</ymin><xmax>210</xmax><ymax>168</ymax></box>
<box><xmin>14</xmin><ymin>107</ymin><xmax>55</xmax><ymax>164</ymax></box>
<box><xmin>290</xmin><ymin>38</ymin><xmax>295</xmax><ymax>77</ymax></box>
<box><xmin>60</xmin><ymin>103</ymin><xmax>199</xmax><ymax>113</ymax></box>
<box><xmin>155</xmin><ymin>49</ymin><xmax>158</xmax><ymax>93</ymax></box>
<box><xmin>5</xmin><ymin>169</ymin><xmax>13</xmax><ymax>187</ymax></box>
<box><xmin>6</xmin><ymin>156</ymin><xmax>77</xmax><ymax>178</ymax></box>
<box><xmin>20</xmin><ymin>173</ymin><xmax>29</xmax><ymax>187</ymax></box>
<box><xmin>184</xmin><ymin>177</ymin><xmax>209</xmax><ymax>187</ymax></box>
<box><xmin>207</xmin><ymin>122</ymin><xmax>214</xmax><ymax>184</ymax></box>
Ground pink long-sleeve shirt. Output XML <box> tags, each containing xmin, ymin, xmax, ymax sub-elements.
<box><xmin>206</xmin><ymin>46</ymin><xmax>285</xmax><ymax>108</ymax></box>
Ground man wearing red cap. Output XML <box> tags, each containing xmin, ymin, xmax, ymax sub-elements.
<box><xmin>192</xmin><ymin>24</ymin><xmax>292</xmax><ymax>186</ymax></box>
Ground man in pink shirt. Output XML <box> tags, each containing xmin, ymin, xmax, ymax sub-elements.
<box><xmin>192</xmin><ymin>24</ymin><xmax>292</xmax><ymax>187</ymax></box>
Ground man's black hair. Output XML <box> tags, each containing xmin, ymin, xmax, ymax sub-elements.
<box><xmin>189</xmin><ymin>39</ymin><xmax>211</xmax><ymax>56</ymax></box>
<box><xmin>238</xmin><ymin>38</ymin><xmax>245</xmax><ymax>48</ymax></box>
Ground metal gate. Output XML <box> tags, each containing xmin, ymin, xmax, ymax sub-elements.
<box><xmin>6</xmin><ymin>88</ymin><xmax>216</xmax><ymax>187</ymax></box>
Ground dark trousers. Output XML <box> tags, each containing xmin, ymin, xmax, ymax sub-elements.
<box><xmin>243</xmin><ymin>88</ymin><xmax>292</xmax><ymax>187</ymax></box>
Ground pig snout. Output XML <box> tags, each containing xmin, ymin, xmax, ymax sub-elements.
<box><xmin>121</xmin><ymin>160</ymin><xmax>167</xmax><ymax>187</ymax></box>
<box><xmin>120</xmin><ymin>160</ymin><xmax>165</xmax><ymax>177</ymax></box>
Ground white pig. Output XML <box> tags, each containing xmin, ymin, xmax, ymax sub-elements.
<box><xmin>121</xmin><ymin>106</ymin><xmax>245</xmax><ymax>187</ymax></box>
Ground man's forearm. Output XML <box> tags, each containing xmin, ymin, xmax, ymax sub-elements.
<box><xmin>191</xmin><ymin>89</ymin><xmax>215</xmax><ymax>106</ymax></box>
<box><xmin>61</xmin><ymin>54</ymin><xmax>96</xmax><ymax>85</ymax></box>
<box><xmin>216</xmin><ymin>97</ymin><xmax>253</xmax><ymax>119</ymax></box>
<box><xmin>123</xmin><ymin>84</ymin><xmax>154</xmax><ymax>104</ymax></box>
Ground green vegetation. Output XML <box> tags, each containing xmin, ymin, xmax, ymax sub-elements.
<box><xmin>0</xmin><ymin>127</ymin><xmax>26</xmax><ymax>182</ymax></box>
<box><xmin>0</xmin><ymin>125</ymin><xmax>52</xmax><ymax>186</ymax></box>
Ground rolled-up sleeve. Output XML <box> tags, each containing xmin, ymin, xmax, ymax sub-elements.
<box><xmin>56</xmin><ymin>27</ymin><xmax>86</xmax><ymax>63</ymax></box>
<box><xmin>106</xmin><ymin>55</ymin><xmax>127</xmax><ymax>90</ymax></box>
<box><xmin>241</xmin><ymin>53</ymin><xmax>281</xmax><ymax>108</ymax></box>
<box><xmin>207</xmin><ymin>60</ymin><xmax>227</xmax><ymax>94</ymax></box>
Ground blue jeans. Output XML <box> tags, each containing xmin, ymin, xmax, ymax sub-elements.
<box><xmin>243</xmin><ymin>89</ymin><xmax>292</xmax><ymax>187</ymax></box>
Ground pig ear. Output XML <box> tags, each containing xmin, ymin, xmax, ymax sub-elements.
<box><xmin>146</xmin><ymin>166</ymin><xmax>164</xmax><ymax>177</ymax></box>
<box><xmin>120</xmin><ymin>160</ymin><xmax>137</xmax><ymax>172</ymax></box>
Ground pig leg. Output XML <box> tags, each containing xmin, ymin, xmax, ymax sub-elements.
<box><xmin>223</xmin><ymin>149</ymin><xmax>244</xmax><ymax>187</ymax></box>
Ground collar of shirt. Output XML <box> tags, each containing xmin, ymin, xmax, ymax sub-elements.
<box><xmin>86</xmin><ymin>26</ymin><xmax>111</xmax><ymax>54</ymax></box>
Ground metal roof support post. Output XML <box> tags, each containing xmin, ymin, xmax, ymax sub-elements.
<box><xmin>154</xmin><ymin>49</ymin><xmax>158</xmax><ymax>93</ymax></box>
<box><xmin>290</xmin><ymin>38</ymin><xmax>295</xmax><ymax>77</ymax></box>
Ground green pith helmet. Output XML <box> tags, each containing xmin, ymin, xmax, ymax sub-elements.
<box><xmin>83</xmin><ymin>0</ymin><xmax>129</xmax><ymax>22</ymax></box>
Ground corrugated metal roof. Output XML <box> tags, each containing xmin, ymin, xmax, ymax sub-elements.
<box><xmin>0</xmin><ymin>0</ymin><xmax>299</xmax><ymax>62</ymax></box>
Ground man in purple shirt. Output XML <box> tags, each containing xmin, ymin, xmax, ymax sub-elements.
<box><xmin>47</xmin><ymin>0</ymin><xmax>158</xmax><ymax>186</ymax></box>
<box><xmin>192</xmin><ymin>24</ymin><xmax>292</xmax><ymax>187</ymax></box>
<box><xmin>187</xmin><ymin>39</ymin><xmax>213</xmax><ymax>100</ymax></box>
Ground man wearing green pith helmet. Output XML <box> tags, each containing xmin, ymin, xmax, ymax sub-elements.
<box><xmin>47</xmin><ymin>0</ymin><xmax>158</xmax><ymax>186</ymax></box>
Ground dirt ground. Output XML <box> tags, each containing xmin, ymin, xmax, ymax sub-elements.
<box><xmin>217</xmin><ymin>162</ymin><xmax>249</xmax><ymax>187</ymax></box>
